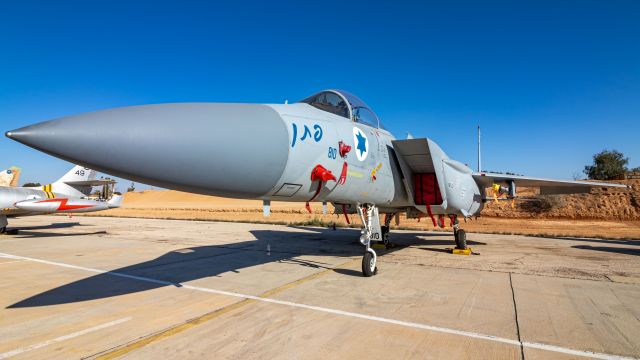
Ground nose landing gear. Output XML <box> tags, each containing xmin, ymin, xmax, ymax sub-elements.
<box><xmin>357</xmin><ymin>203</ymin><xmax>382</xmax><ymax>277</ymax></box>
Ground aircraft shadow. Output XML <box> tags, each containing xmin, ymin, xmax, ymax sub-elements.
<box><xmin>540</xmin><ymin>236</ymin><xmax>640</xmax><ymax>245</ymax></box>
<box><xmin>572</xmin><ymin>245</ymin><xmax>640</xmax><ymax>257</ymax></box>
<box><xmin>11</xmin><ymin>230</ymin><xmax>108</xmax><ymax>239</ymax></box>
<box><xmin>9</xmin><ymin>222</ymin><xmax>85</xmax><ymax>231</ymax></box>
<box><xmin>7</xmin><ymin>227</ymin><xmax>481</xmax><ymax>308</ymax></box>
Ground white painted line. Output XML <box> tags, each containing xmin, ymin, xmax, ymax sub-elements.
<box><xmin>0</xmin><ymin>317</ymin><xmax>131</xmax><ymax>359</ymax></box>
<box><xmin>0</xmin><ymin>252</ymin><xmax>636</xmax><ymax>360</ymax></box>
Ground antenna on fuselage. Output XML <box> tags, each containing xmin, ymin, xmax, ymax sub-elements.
<box><xmin>477</xmin><ymin>125</ymin><xmax>481</xmax><ymax>172</ymax></box>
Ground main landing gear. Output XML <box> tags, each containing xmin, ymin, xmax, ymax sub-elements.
<box><xmin>0</xmin><ymin>215</ymin><xmax>7</xmax><ymax>235</ymax></box>
<box><xmin>357</xmin><ymin>203</ymin><xmax>382</xmax><ymax>277</ymax></box>
<box><xmin>452</xmin><ymin>215</ymin><xmax>467</xmax><ymax>250</ymax></box>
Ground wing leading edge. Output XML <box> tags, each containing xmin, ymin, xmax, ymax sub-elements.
<box><xmin>472</xmin><ymin>172</ymin><xmax>629</xmax><ymax>195</ymax></box>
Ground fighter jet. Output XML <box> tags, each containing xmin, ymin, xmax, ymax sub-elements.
<box><xmin>0</xmin><ymin>165</ymin><xmax>123</xmax><ymax>234</ymax></box>
<box><xmin>5</xmin><ymin>90</ymin><xmax>626</xmax><ymax>276</ymax></box>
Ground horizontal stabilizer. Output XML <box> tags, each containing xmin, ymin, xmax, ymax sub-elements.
<box><xmin>473</xmin><ymin>172</ymin><xmax>628</xmax><ymax>195</ymax></box>
<box><xmin>64</xmin><ymin>179</ymin><xmax>116</xmax><ymax>186</ymax></box>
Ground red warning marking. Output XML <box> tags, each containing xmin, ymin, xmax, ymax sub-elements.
<box><xmin>36</xmin><ymin>198</ymin><xmax>94</xmax><ymax>211</ymax></box>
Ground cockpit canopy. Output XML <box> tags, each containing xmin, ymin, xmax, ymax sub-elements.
<box><xmin>299</xmin><ymin>90</ymin><xmax>383</xmax><ymax>129</ymax></box>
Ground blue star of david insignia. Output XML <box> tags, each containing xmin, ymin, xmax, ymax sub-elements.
<box><xmin>356</xmin><ymin>131</ymin><xmax>367</xmax><ymax>156</ymax></box>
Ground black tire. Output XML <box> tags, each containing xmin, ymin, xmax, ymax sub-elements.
<box><xmin>455</xmin><ymin>229</ymin><xmax>467</xmax><ymax>250</ymax></box>
<box><xmin>0</xmin><ymin>227</ymin><xmax>6</xmax><ymax>234</ymax></box>
<box><xmin>362</xmin><ymin>252</ymin><xmax>377</xmax><ymax>277</ymax></box>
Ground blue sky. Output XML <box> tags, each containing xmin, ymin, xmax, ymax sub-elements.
<box><xmin>1</xmin><ymin>1</ymin><xmax>638</xmax><ymax>189</ymax></box>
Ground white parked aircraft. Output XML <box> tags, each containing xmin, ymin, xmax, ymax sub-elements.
<box><xmin>0</xmin><ymin>165</ymin><xmax>123</xmax><ymax>234</ymax></box>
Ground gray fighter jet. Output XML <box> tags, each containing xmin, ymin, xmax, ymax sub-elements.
<box><xmin>5</xmin><ymin>90</ymin><xmax>626</xmax><ymax>276</ymax></box>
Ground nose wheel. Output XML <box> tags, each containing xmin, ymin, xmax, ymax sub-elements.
<box><xmin>362</xmin><ymin>250</ymin><xmax>378</xmax><ymax>277</ymax></box>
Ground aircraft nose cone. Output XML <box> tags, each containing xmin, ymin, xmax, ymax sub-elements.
<box><xmin>5</xmin><ymin>129</ymin><xmax>30</xmax><ymax>141</ymax></box>
<box><xmin>7</xmin><ymin>103</ymin><xmax>290</xmax><ymax>198</ymax></box>
<box><xmin>6</xmin><ymin>125</ymin><xmax>47</xmax><ymax>142</ymax></box>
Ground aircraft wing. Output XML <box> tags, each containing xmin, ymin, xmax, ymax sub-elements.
<box><xmin>64</xmin><ymin>179</ymin><xmax>116</xmax><ymax>186</ymax></box>
<box><xmin>472</xmin><ymin>172</ymin><xmax>629</xmax><ymax>195</ymax></box>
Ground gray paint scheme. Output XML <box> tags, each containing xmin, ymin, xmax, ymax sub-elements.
<box><xmin>5</xmin><ymin>91</ymin><xmax>628</xmax><ymax>219</ymax></box>
<box><xmin>8</xmin><ymin>103</ymin><xmax>290</xmax><ymax>199</ymax></box>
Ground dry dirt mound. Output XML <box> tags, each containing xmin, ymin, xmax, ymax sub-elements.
<box><xmin>91</xmin><ymin>185</ymin><xmax>640</xmax><ymax>239</ymax></box>
<box><xmin>482</xmin><ymin>179</ymin><xmax>640</xmax><ymax>220</ymax></box>
<box><xmin>122</xmin><ymin>180</ymin><xmax>640</xmax><ymax>220</ymax></box>
<box><xmin>119</xmin><ymin>179</ymin><xmax>639</xmax><ymax>221</ymax></box>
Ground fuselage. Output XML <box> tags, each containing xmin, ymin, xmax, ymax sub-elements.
<box><xmin>263</xmin><ymin>103</ymin><xmax>404</xmax><ymax>207</ymax></box>
<box><xmin>5</xmin><ymin>102</ymin><xmax>407</xmax><ymax>206</ymax></box>
<box><xmin>5</xmin><ymin>90</ymin><xmax>481</xmax><ymax>217</ymax></box>
<box><xmin>0</xmin><ymin>186</ymin><xmax>50</xmax><ymax>217</ymax></box>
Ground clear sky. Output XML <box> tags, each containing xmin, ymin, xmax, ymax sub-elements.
<box><xmin>1</xmin><ymin>1</ymin><xmax>638</xmax><ymax>189</ymax></box>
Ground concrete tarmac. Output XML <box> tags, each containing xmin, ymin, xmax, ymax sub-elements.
<box><xmin>0</xmin><ymin>216</ymin><xmax>639</xmax><ymax>359</ymax></box>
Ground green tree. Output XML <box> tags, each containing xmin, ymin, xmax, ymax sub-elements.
<box><xmin>22</xmin><ymin>182</ymin><xmax>41</xmax><ymax>187</ymax></box>
<box><xmin>583</xmin><ymin>150</ymin><xmax>628</xmax><ymax>180</ymax></box>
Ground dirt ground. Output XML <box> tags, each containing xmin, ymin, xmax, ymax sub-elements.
<box><xmin>79</xmin><ymin>185</ymin><xmax>640</xmax><ymax>240</ymax></box>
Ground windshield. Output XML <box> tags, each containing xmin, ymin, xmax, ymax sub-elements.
<box><xmin>299</xmin><ymin>90</ymin><xmax>384</xmax><ymax>129</ymax></box>
<box><xmin>299</xmin><ymin>91</ymin><xmax>350</xmax><ymax>119</ymax></box>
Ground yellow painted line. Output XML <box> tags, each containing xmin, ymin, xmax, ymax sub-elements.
<box><xmin>347</xmin><ymin>170</ymin><xmax>363</xmax><ymax>178</ymax></box>
<box><xmin>95</xmin><ymin>300</ymin><xmax>253</xmax><ymax>360</ymax></box>
<box><xmin>96</xmin><ymin>259</ymin><xmax>357</xmax><ymax>360</ymax></box>
<box><xmin>0</xmin><ymin>317</ymin><xmax>131</xmax><ymax>359</ymax></box>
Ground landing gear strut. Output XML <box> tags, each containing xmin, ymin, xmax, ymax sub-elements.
<box><xmin>357</xmin><ymin>203</ymin><xmax>381</xmax><ymax>277</ymax></box>
<box><xmin>381</xmin><ymin>212</ymin><xmax>396</xmax><ymax>249</ymax></box>
<box><xmin>0</xmin><ymin>215</ymin><xmax>7</xmax><ymax>235</ymax></box>
<box><xmin>452</xmin><ymin>216</ymin><xmax>467</xmax><ymax>250</ymax></box>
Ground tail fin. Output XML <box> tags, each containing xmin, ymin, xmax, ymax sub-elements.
<box><xmin>51</xmin><ymin>165</ymin><xmax>98</xmax><ymax>197</ymax></box>
<box><xmin>0</xmin><ymin>166</ymin><xmax>21</xmax><ymax>187</ymax></box>
<box><xmin>56</xmin><ymin>165</ymin><xmax>97</xmax><ymax>184</ymax></box>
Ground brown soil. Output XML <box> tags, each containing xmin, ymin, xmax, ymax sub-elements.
<box><xmin>482</xmin><ymin>179</ymin><xmax>640</xmax><ymax>220</ymax></box>
<box><xmin>78</xmin><ymin>181</ymin><xmax>640</xmax><ymax>239</ymax></box>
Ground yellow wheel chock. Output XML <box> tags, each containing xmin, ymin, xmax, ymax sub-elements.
<box><xmin>452</xmin><ymin>247</ymin><xmax>472</xmax><ymax>255</ymax></box>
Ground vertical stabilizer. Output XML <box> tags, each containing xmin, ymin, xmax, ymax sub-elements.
<box><xmin>51</xmin><ymin>165</ymin><xmax>97</xmax><ymax>197</ymax></box>
<box><xmin>56</xmin><ymin>165</ymin><xmax>97</xmax><ymax>183</ymax></box>
<box><xmin>0</xmin><ymin>167</ymin><xmax>21</xmax><ymax>187</ymax></box>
